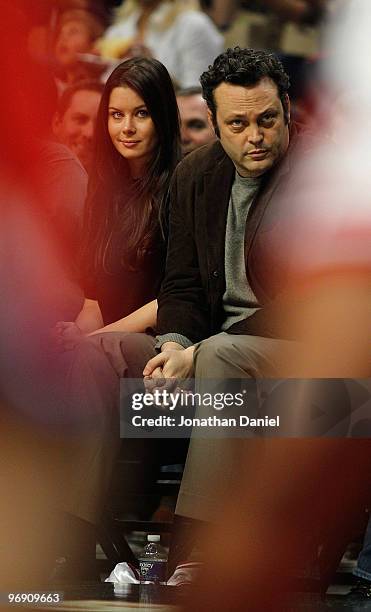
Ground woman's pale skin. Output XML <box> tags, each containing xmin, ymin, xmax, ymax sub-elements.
<box><xmin>55</xmin><ymin>85</ymin><xmax>159</xmax><ymax>350</ymax></box>
<box><xmin>54</xmin><ymin>298</ymin><xmax>158</xmax><ymax>350</ymax></box>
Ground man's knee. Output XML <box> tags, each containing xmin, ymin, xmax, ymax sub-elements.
<box><xmin>194</xmin><ymin>333</ymin><xmax>263</xmax><ymax>378</ymax></box>
<box><xmin>194</xmin><ymin>334</ymin><xmax>239</xmax><ymax>375</ymax></box>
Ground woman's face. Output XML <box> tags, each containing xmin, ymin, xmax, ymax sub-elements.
<box><xmin>108</xmin><ymin>86</ymin><xmax>157</xmax><ymax>178</ymax></box>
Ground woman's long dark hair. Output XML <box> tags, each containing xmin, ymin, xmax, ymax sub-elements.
<box><xmin>82</xmin><ymin>57</ymin><xmax>180</xmax><ymax>274</ymax></box>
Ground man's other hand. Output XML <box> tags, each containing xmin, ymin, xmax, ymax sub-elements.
<box><xmin>143</xmin><ymin>346</ymin><xmax>195</xmax><ymax>392</ymax></box>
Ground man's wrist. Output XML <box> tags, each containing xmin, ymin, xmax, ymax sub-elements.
<box><xmin>155</xmin><ymin>333</ymin><xmax>193</xmax><ymax>351</ymax></box>
<box><xmin>161</xmin><ymin>341</ymin><xmax>185</xmax><ymax>352</ymax></box>
<box><xmin>184</xmin><ymin>345</ymin><xmax>195</xmax><ymax>375</ymax></box>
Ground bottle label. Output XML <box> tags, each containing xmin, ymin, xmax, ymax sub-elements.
<box><xmin>139</xmin><ymin>559</ymin><xmax>167</xmax><ymax>583</ymax></box>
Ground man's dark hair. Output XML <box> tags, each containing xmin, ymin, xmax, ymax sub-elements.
<box><xmin>56</xmin><ymin>80</ymin><xmax>105</xmax><ymax>118</ymax></box>
<box><xmin>200</xmin><ymin>47</ymin><xmax>290</xmax><ymax>133</ymax></box>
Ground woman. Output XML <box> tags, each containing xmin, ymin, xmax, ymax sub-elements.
<box><xmin>56</xmin><ymin>56</ymin><xmax>180</xmax><ymax>348</ymax></box>
<box><xmin>97</xmin><ymin>0</ymin><xmax>224</xmax><ymax>89</ymax></box>
<box><xmin>52</xmin><ymin>57</ymin><xmax>179</xmax><ymax>580</ymax></box>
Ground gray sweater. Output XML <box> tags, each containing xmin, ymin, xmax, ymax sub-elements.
<box><xmin>221</xmin><ymin>171</ymin><xmax>260</xmax><ymax>330</ymax></box>
<box><xmin>156</xmin><ymin>171</ymin><xmax>261</xmax><ymax>348</ymax></box>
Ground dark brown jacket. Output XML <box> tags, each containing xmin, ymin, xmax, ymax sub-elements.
<box><xmin>157</xmin><ymin>126</ymin><xmax>310</xmax><ymax>342</ymax></box>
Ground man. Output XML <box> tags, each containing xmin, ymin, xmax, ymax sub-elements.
<box><xmin>135</xmin><ymin>45</ymin><xmax>370</xmax><ymax>587</ymax></box>
<box><xmin>144</xmin><ymin>46</ymin><xmax>293</xmax><ymax>388</ymax></box>
<box><xmin>52</xmin><ymin>80</ymin><xmax>103</xmax><ymax>173</ymax></box>
<box><xmin>176</xmin><ymin>87</ymin><xmax>216</xmax><ymax>156</ymax></box>
<box><xmin>53</xmin><ymin>8</ymin><xmax>107</xmax><ymax>88</ymax></box>
<box><xmin>141</xmin><ymin>47</ymin><xmax>299</xmax><ymax>569</ymax></box>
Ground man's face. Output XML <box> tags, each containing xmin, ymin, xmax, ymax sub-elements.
<box><xmin>177</xmin><ymin>93</ymin><xmax>215</xmax><ymax>156</ymax></box>
<box><xmin>55</xmin><ymin>20</ymin><xmax>92</xmax><ymax>67</ymax></box>
<box><xmin>53</xmin><ymin>89</ymin><xmax>101</xmax><ymax>171</ymax></box>
<box><xmin>212</xmin><ymin>78</ymin><xmax>290</xmax><ymax>178</ymax></box>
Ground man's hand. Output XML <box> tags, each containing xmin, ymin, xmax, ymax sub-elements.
<box><xmin>143</xmin><ymin>346</ymin><xmax>195</xmax><ymax>392</ymax></box>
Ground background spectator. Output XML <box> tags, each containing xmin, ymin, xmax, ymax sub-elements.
<box><xmin>201</xmin><ymin>0</ymin><xmax>325</xmax><ymax>30</ymax></box>
<box><xmin>176</xmin><ymin>86</ymin><xmax>216</xmax><ymax>156</ymax></box>
<box><xmin>53</xmin><ymin>7</ymin><xmax>107</xmax><ymax>87</ymax></box>
<box><xmin>201</xmin><ymin>0</ymin><xmax>238</xmax><ymax>29</ymax></box>
<box><xmin>53</xmin><ymin>79</ymin><xmax>104</xmax><ymax>172</ymax></box>
<box><xmin>98</xmin><ymin>0</ymin><xmax>224</xmax><ymax>88</ymax></box>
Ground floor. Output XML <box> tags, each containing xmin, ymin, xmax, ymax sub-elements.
<box><xmin>20</xmin><ymin>582</ymin><xmax>371</xmax><ymax>612</ymax></box>
<box><xmin>13</xmin><ymin>560</ymin><xmax>371</xmax><ymax>612</ymax></box>
<box><xmin>4</xmin><ymin>538</ymin><xmax>369</xmax><ymax>611</ymax></box>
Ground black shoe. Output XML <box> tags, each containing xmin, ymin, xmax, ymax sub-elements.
<box><xmin>346</xmin><ymin>578</ymin><xmax>371</xmax><ymax>602</ymax></box>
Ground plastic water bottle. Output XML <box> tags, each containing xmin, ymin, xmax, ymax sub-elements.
<box><xmin>138</xmin><ymin>534</ymin><xmax>168</xmax><ymax>584</ymax></box>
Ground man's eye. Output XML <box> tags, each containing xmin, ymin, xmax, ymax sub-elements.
<box><xmin>260</xmin><ymin>115</ymin><xmax>275</xmax><ymax>126</ymax></box>
<box><xmin>231</xmin><ymin>120</ymin><xmax>242</xmax><ymax>126</ymax></box>
<box><xmin>187</xmin><ymin>119</ymin><xmax>206</xmax><ymax>131</ymax></box>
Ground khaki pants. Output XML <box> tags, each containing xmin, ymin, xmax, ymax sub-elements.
<box><xmin>176</xmin><ymin>332</ymin><xmax>297</xmax><ymax>521</ymax></box>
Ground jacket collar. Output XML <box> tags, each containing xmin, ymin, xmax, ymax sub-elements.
<box><xmin>203</xmin><ymin>142</ymin><xmax>235</xmax><ymax>289</ymax></box>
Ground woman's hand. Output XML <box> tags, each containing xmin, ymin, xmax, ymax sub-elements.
<box><xmin>52</xmin><ymin>321</ymin><xmax>84</xmax><ymax>352</ymax></box>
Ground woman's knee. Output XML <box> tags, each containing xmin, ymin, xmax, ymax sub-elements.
<box><xmin>84</xmin><ymin>331</ymin><xmax>156</xmax><ymax>378</ymax></box>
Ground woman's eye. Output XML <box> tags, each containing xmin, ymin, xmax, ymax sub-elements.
<box><xmin>137</xmin><ymin>109</ymin><xmax>149</xmax><ymax>118</ymax></box>
<box><xmin>111</xmin><ymin>111</ymin><xmax>122</xmax><ymax>119</ymax></box>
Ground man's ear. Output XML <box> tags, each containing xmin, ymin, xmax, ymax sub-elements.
<box><xmin>52</xmin><ymin>112</ymin><xmax>61</xmax><ymax>137</ymax></box>
<box><xmin>284</xmin><ymin>94</ymin><xmax>291</xmax><ymax>124</ymax></box>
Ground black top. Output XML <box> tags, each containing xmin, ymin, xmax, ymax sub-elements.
<box><xmin>84</xmin><ymin>240</ymin><xmax>165</xmax><ymax>326</ymax></box>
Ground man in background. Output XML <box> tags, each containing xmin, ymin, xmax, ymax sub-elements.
<box><xmin>52</xmin><ymin>79</ymin><xmax>103</xmax><ymax>173</ymax></box>
<box><xmin>176</xmin><ymin>86</ymin><xmax>216</xmax><ymax>156</ymax></box>
<box><xmin>53</xmin><ymin>7</ymin><xmax>107</xmax><ymax>87</ymax></box>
